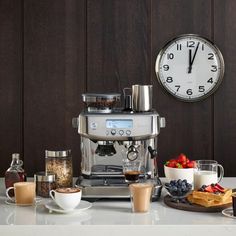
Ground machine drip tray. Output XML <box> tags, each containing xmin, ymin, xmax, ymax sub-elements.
<box><xmin>75</xmin><ymin>176</ymin><xmax>162</xmax><ymax>199</ymax></box>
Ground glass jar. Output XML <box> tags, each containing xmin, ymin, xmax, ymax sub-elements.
<box><xmin>34</xmin><ymin>171</ymin><xmax>56</xmax><ymax>198</ymax></box>
<box><xmin>45</xmin><ymin>150</ymin><xmax>73</xmax><ymax>188</ymax></box>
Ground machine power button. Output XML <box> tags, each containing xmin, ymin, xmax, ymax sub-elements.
<box><xmin>126</xmin><ymin>130</ymin><xmax>131</xmax><ymax>136</ymax></box>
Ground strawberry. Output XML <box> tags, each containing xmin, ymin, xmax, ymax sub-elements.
<box><xmin>186</xmin><ymin>160</ymin><xmax>196</xmax><ymax>168</ymax></box>
<box><xmin>214</xmin><ymin>183</ymin><xmax>225</xmax><ymax>193</ymax></box>
<box><xmin>167</xmin><ymin>159</ymin><xmax>177</xmax><ymax>168</ymax></box>
<box><xmin>205</xmin><ymin>185</ymin><xmax>214</xmax><ymax>193</ymax></box>
<box><xmin>177</xmin><ymin>153</ymin><xmax>187</xmax><ymax>163</ymax></box>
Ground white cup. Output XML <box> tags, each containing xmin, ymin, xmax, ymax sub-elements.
<box><xmin>49</xmin><ymin>188</ymin><xmax>81</xmax><ymax>210</ymax></box>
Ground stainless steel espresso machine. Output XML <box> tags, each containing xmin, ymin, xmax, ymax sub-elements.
<box><xmin>72</xmin><ymin>85</ymin><xmax>165</xmax><ymax>199</ymax></box>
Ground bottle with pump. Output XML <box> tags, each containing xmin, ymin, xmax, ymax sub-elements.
<box><xmin>5</xmin><ymin>153</ymin><xmax>27</xmax><ymax>196</ymax></box>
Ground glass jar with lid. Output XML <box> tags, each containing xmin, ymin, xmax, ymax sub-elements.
<box><xmin>45</xmin><ymin>150</ymin><xmax>73</xmax><ymax>188</ymax></box>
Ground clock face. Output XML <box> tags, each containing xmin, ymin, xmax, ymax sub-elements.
<box><xmin>155</xmin><ymin>34</ymin><xmax>225</xmax><ymax>102</ymax></box>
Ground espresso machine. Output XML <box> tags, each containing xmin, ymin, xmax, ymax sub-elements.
<box><xmin>72</xmin><ymin>85</ymin><xmax>165</xmax><ymax>199</ymax></box>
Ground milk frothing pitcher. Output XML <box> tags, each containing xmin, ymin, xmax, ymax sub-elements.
<box><xmin>132</xmin><ymin>85</ymin><xmax>153</xmax><ymax>112</ymax></box>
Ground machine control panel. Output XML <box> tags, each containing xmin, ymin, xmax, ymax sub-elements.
<box><xmin>78</xmin><ymin>112</ymin><xmax>162</xmax><ymax>140</ymax></box>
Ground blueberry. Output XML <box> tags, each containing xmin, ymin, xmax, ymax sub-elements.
<box><xmin>177</xmin><ymin>189</ymin><xmax>182</xmax><ymax>196</ymax></box>
<box><xmin>177</xmin><ymin>179</ymin><xmax>182</xmax><ymax>185</ymax></box>
<box><xmin>182</xmin><ymin>179</ymin><xmax>187</xmax><ymax>184</ymax></box>
<box><xmin>170</xmin><ymin>180</ymin><xmax>176</xmax><ymax>186</ymax></box>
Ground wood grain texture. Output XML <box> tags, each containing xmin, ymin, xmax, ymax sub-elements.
<box><xmin>24</xmin><ymin>0</ymin><xmax>86</xmax><ymax>176</ymax></box>
<box><xmin>0</xmin><ymin>0</ymin><xmax>235</xmax><ymax>177</ymax></box>
<box><xmin>214</xmin><ymin>0</ymin><xmax>236</xmax><ymax>176</ymax></box>
<box><xmin>0</xmin><ymin>0</ymin><xmax>22</xmax><ymax>176</ymax></box>
<box><xmin>87</xmin><ymin>0</ymin><xmax>151</xmax><ymax>93</ymax></box>
<box><xmin>151</xmin><ymin>0</ymin><xmax>213</xmax><ymax>176</ymax></box>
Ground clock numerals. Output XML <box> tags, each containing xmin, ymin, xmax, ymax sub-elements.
<box><xmin>175</xmin><ymin>85</ymin><xmax>180</xmax><ymax>92</ymax></box>
<box><xmin>208</xmin><ymin>53</ymin><xmax>214</xmax><ymax>60</ymax></box>
<box><xmin>207</xmin><ymin>77</ymin><xmax>213</xmax><ymax>84</ymax></box>
<box><xmin>177</xmin><ymin>44</ymin><xmax>182</xmax><ymax>50</ymax></box>
<box><xmin>163</xmin><ymin>65</ymin><xmax>169</xmax><ymax>71</ymax></box>
<box><xmin>167</xmin><ymin>53</ymin><xmax>174</xmax><ymax>59</ymax></box>
<box><xmin>166</xmin><ymin>77</ymin><xmax>173</xmax><ymax>83</ymax></box>
<box><xmin>199</xmin><ymin>86</ymin><xmax>205</xmax><ymax>92</ymax></box>
<box><xmin>187</xmin><ymin>41</ymin><xmax>195</xmax><ymax>48</ymax></box>
<box><xmin>201</xmin><ymin>44</ymin><xmax>205</xmax><ymax>51</ymax></box>
<box><xmin>186</xmin><ymin>89</ymin><xmax>193</xmax><ymax>95</ymax></box>
<box><xmin>211</xmin><ymin>65</ymin><xmax>217</xmax><ymax>72</ymax></box>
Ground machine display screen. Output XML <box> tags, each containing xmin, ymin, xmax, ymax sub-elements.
<box><xmin>106</xmin><ymin>119</ymin><xmax>133</xmax><ymax>129</ymax></box>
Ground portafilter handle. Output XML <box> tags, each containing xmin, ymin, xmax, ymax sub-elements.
<box><xmin>148</xmin><ymin>146</ymin><xmax>158</xmax><ymax>159</ymax></box>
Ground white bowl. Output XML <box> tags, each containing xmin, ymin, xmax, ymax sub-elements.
<box><xmin>164</xmin><ymin>165</ymin><xmax>194</xmax><ymax>184</ymax></box>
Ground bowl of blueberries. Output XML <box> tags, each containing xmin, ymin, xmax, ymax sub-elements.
<box><xmin>164</xmin><ymin>179</ymin><xmax>192</xmax><ymax>202</ymax></box>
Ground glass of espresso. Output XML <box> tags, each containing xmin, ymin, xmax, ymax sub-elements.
<box><xmin>123</xmin><ymin>160</ymin><xmax>142</xmax><ymax>183</ymax></box>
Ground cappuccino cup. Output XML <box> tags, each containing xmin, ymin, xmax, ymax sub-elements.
<box><xmin>49</xmin><ymin>188</ymin><xmax>81</xmax><ymax>210</ymax></box>
<box><xmin>6</xmin><ymin>182</ymin><xmax>36</xmax><ymax>205</ymax></box>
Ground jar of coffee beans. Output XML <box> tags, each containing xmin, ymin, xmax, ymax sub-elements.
<box><xmin>45</xmin><ymin>150</ymin><xmax>73</xmax><ymax>188</ymax></box>
<box><xmin>34</xmin><ymin>172</ymin><xmax>56</xmax><ymax>198</ymax></box>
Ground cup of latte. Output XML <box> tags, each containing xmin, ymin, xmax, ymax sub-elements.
<box><xmin>129</xmin><ymin>183</ymin><xmax>153</xmax><ymax>213</ymax></box>
<box><xmin>49</xmin><ymin>188</ymin><xmax>81</xmax><ymax>210</ymax></box>
<box><xmin>6</xmin><ymin>182</ymin><xmax>36</xmax><ymax>205</ymax></box>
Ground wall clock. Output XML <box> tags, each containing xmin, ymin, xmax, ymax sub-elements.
<box><xmin>155</xmin><ymin>34</ymin><xmax>225</xmax><ymax>102</ymax></box>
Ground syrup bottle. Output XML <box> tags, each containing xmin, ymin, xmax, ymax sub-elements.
<box><xmin>5</xmin><ymin>153</ymin><xmax>27</xmax><ymax>196</ymax></box>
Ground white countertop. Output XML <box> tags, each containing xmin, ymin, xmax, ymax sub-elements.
<box><xmin>0</xmin><ymin>178</ymin><xmax>236</xmax><ymax>236</ymax></box>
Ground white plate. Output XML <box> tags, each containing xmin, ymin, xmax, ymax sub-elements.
<box><xmin>5</xmin><ymin>197</ymin><xmax>42</xmax><ymax>206</ymax></box>
<box><xmin>45</xmin><ymin>200</ymin><xmax>92</xmax><ymax>214</ymax></box>
<box><xmin>222</xmin><ymin>208</ymin><xmax>236</xmax><ymax>219</ymax></box>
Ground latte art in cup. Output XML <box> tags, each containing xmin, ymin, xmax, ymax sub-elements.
<box><xmin>56</xmin><ymin>188</ymin><xmax>80</xmax><ymax>194</ymax></box>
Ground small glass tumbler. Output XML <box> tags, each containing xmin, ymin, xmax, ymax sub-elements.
<box><xmin>123</xmin><ymin>160</ymin><xmax>141</xmax><ymax>183</ymax></box>
<box><xmin>129</xmin><ymin>183</ymin><xmax>153</xmax><ymax>213</ymax></box>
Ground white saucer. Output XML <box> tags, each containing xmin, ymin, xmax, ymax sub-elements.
<box><xmin>222</xmin><ymin>208</ymin><xmax>236</xmax><ymax>219</ymax></box>
<box><xmin>45</xmin><ymin>200</ymin><xmax>92</xmax><ymax>214</ymax></box>
<box><xmin>5</xmin><ymin>197</ymin><xmax>42</xmax><ymax>206</ymax></box>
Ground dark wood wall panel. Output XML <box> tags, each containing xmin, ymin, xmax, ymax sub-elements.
<box><xmin>1</xmin><ymin>0</ymin><xmax>236</xmax><ymax>177</ymax></box>
<box><xmin>87</xmin><ymin>0</ymin><xmax>151</xmax><ymax>93</ymax></box>
<box><xmin>24</xmin><ymin>0</ymin><xmax>85</xmax><ymax>176</ymax></box>
<box><xmin>214</xmin><ymin>0</ymin><xmax>236</xmax><ymax>176</ymax></box>
<box><xmin>0</xmin><ymin>0</ymin><xmax>22</xmax><ymax>175</ymax></box>
<box><xmin>151</xmin><ymin>0</ymin><xmax>213</xmax><ymax>176</ymax></box>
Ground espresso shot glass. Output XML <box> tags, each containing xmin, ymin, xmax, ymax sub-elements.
<box><xmin>123</xmin><ymin>160</ymin><xmax>141</xmax><ymax>183</ymax></box>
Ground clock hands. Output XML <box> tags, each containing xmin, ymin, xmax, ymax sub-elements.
<box><xmin>188</xmin><ymin>49</ymin><xmax>192</xmax><ymax>73</ymax></box>
<box><xmin>188</xmin><ymin>42</ymin><xmax>200</xmax><ymax>73</ymax></box>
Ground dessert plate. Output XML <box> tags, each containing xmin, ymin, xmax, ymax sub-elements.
<box><xmin>45</xmin><ymin>200</ymin><xmax>92</xmax><ymax>214</ymax></box>
<box><xmin>5</xmin><ymin>197</ymin><xmax>42</xmax><ymax>206</ymax></box>
<box><xmin>222</xmin><ymin>208</ymin><xmax>236</xmax><ymax>219</ymax></box>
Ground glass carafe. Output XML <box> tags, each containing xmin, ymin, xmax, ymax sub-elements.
<box><xmin>5</xmin><ymin>153</ymin><xmax>27</xmax><ymax>196</ymax></box>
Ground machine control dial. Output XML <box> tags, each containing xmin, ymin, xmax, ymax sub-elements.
<box><xmin>126</xmin><ymin>130</ymin><xmax>131</xmax><ymax>136</ymax></box>
<box><xmin>111</xmin><ymin>129</ymin><xmax>116</xmax><ymax>135</ymax></box>
<box><xmin>119</xmin><ymin>130</ymin><xmax>124</xmax><ymax>136</ymax></box>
